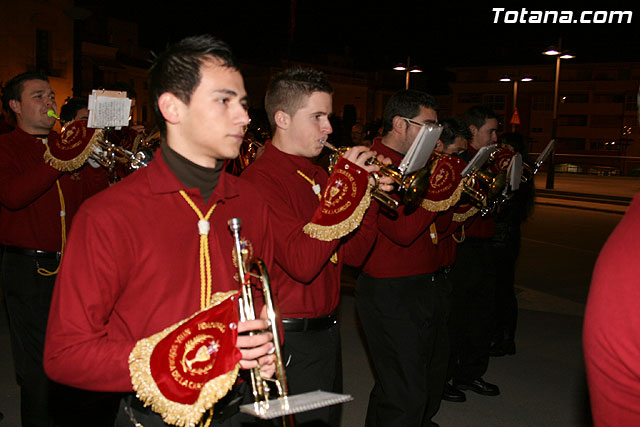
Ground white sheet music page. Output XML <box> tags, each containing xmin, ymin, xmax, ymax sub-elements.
<box><xmin>87</xmin><ymin>90</ymin><xmax>131</xmax><ymax>129</ymax></box>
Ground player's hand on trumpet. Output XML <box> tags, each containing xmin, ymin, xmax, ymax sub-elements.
<box><xmin>341</xmin><ymin>145</ymin><xmax>395</xmax><ymax>192</ymax></box>
<box><xmin>236</xmin><ymin>305</ymin><xmax>276</xmax><ymax>378</ymax></box>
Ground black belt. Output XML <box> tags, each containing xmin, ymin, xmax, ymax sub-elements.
<box><xmin>4</xmin><ymin>246</ymin><xmax>61</xmax><ymax>261</ymax></box>
<box><xmin>282</xmin><ymin>314</ymin><xmax>337</xmax><ymax>332</ymax></box>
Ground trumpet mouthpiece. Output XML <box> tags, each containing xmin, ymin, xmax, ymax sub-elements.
<box><xmin>321</xmin><ymin>139</ymin><xmax>338</xmax><ymax>151</ymax></box>
<box><xmin>228</xmin><ymin>218</ymin><xmax>242</xmax><ymax>232</ymax></box>
<box><xmin>47</xmin><ymin>110</ymin><xmax>59</xmax><ymax>120</ymax></box>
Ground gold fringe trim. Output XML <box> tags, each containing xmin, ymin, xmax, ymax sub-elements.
<box><xmin>420</xmin><ymin>180</ymin><xmax>465</xmax><ymax>213</ymax></box>
<box><xmin>43</xmin><ymin>129</ymin><xmax>103</xmax><ymax>172</ymax></box>
<box><xmin>452</xmin><ymin>206</ymin><xmax>479</xmax><ymax>223</ymax></box>
<box><xmin>303</xmin><ymin>188</ymin><xmax>372</xmax><ymax>242</ymax></box>
<box><xmin>129</xmin><ymin>291</ymin><xmax>240</xmax><ymax>427</ymax></box>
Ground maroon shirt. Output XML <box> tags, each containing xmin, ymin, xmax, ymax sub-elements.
<box><xmin>241</xmin><ymin>141</ymin><xmax>378</xmax><ymax>318</ymax></box>
<box><xmin>362</xmin><ymin>139</ymin><xmax>442</xmax><ymax>278</ymax></box>
<box><xmin>0</xmin><ymin>127</ymin><xmax>108</xmax><ymax>252</ymax></box>
<box><xmin>45</xmin><ymin>152</ymin><xmax>275</xmax><ymax>392</ymax></box>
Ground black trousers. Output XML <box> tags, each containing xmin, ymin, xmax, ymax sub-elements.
<box><xmin>2</xmin><ymin>251</ymin><xmax>120</xmax><ymax>427</ymax></box>
<box><xmin>355</xmin><ymin>272</ymin><xmax>450</xmax><ymax>427</ymax></box>
<box><xmin>492</xmin><ymin>238</ymin><xmax>520</xmax><ymax>343</ymax></box>
<box><xmin>447</xmin><ymin>238</ymin><xmax>497</xmax><ymax>382</ymax></box>
<box><xmin>282</xmin><ymin>323</ymin><xmax>343</xmax><ymax>427</ymax></box>
<box><xmin>2</xmin><ymin>250</ymin><xmax>59</xmax><ymax>427</ymax></box>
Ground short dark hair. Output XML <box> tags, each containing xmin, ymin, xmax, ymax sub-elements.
<box><xmin>265</xmin><ymin>68</ymin><xmax>333</xmax><ymax>131</ymax></box>
<box><xmin>382</xmin><ymin>90</ymin><xmax>438</xmax><ymax>136</ymax></box>
<box><xmin>59</xmin><ymin>97</ymin><xmax>88</xmax><ymax>123</ymax></box>
<box><xmin>461</xmin><ymin>105</ymin><xmax>498</xmax><ymax>130</ymax></box>
<box><xmin>439</xmin><ymin>117</ymin><xmax>472</xmax><ymax>147</ymax></box>
<box><xmin>498</xmin><ymin>132</ymin><xmax>527</xmax><ymax>155</ymax></box>
<box><xmin>1</xmin><ymin>72</ymin><xmax>50</xmax><ymax>120</ymax></box>
<box><xmin>148</xmin><ymin>34</ymin><xmax>238</xmax><ymax>136</ymax></box>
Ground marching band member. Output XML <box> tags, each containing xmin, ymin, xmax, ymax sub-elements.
<box><xmin>0</xmin><ymin>72</ymin><xmax>109</xmax><ymax>426</ymax></box>
<box><xmin>44</xmin><ymin>35</ymin><xmax>277</xmax><ymax>427</ymax></box>
<box><xmin>242</xmin><ymin>67</ymin><xmax>390</xmax><ymax>427</ymax></box>
<box><xmin>446</xmin><ymin>106</ymin><xmax>501</xmax><ymax>399</ymax></box>
<box><xmin>356</xmin><ymin>90</ymin><xmax>457</xmax><ymax>427</ymax></box>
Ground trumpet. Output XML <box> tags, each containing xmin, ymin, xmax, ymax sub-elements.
<box><xmin>229</xmin><ymin>219</ymin><xmax>353</xmax><ymax>422</ymax></box>
<box><xmin>227</xmin><ymin>218</ymin><xmax>291</xmax><ymax>424</ymax></box>
<box><xmin>461</xmin><ymin>146</ymin><xmax>512</xmax><ymax>216</ymax></box>
<box><xmin>47</xmin><ymin>109</ymin><xmax>154</xmax><ymax>174</ymax></box>
<box><xmin>323</xmin><ymin>140</ymin><xmax>430</xmax><ymax>210</ymax></box>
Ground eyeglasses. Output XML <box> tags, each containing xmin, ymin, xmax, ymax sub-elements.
<box><xmin>401</xmin><ymin>117</ymin><xmax>438</xmax><ymax>128</ymax></box>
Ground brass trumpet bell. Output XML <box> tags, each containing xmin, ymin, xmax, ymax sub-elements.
<box><xmin>327</xmin><ymin>146</ymin><xmax>430</xmax><ymax>210</ymax></box>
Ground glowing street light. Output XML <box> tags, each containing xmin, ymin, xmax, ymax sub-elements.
<box><xmin>542</xmin><ymin>39</ymin><xmax>575</xmax><ymax>189</ymax></box>
<box><xmin>393</xmin><ymin>56</ymin><xmax>422</xmax><ymax>89</ymax></box>
<box><xmin>500</xmin><ymin>75</ymin><xmax>534</xmax><ymax>131</ymax></box>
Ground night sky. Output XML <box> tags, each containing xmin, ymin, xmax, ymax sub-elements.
<box><xmin>81</xmin><ymin>2</ymin><xmax>640</xmax><ymax>78</ymax></box>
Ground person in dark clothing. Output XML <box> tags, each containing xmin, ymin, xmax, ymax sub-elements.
<box><xmin>489</xmin><ymin>132</ymin><xmax>535</xmax><ymax>357</ymax></box>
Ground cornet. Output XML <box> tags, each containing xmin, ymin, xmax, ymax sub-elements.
<box><xmin>323</xmin><ymin>140</ymin><xmax>431</xmax><ymax>210</ymax></box>
<box><xmin>228</xmin><ymin>219</ymin><xmax>352</xmax><ymax>423</ymax></box>
<box><xmin>47</xmin><ymin>109</ymin><xmax>154</xmax><ymax>174</ymax></box>
<box><xmin>228</xmin><ymin>218</ymin><xmax>293</xmax><ymax>425</ymax></box>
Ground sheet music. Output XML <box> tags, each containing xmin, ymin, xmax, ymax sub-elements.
<box><xmin>398</xmin><ymin>124</ymin><xmax>442</xmax><ymax>176</ymax></box>
<box><xmin>240</xmin><ymin>391</ymin><xmax>353</xmax><ymax>419</ymax></box>
<box><xmin>508</xmin><ymin>153</ymin><xmax>523</xmax><ymax>192</ymax></box>
<box><xmin>87</xmin><ymin>89</ymin><xmax>132</xmax><ymax>129</ymax></box>
<box><xmin>461</xmin><ymin>145</ymin><xmax>498</xmax><ymax>177</ymax></box>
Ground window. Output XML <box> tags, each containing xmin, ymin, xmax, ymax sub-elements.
<box><xmin>594</xmin><ymin>94</ymin><xmax>625</xmax><ymax>103</ymax></box>
<box><xmin>560</xmin><ymin>94</ymin><xmax>588</xmax><ymax>104</ymax></box>
<box><xmin>457</xmin><ymin>93</ymin><xmax>482</xmax><ymax>104</ymax></box>
<box><xmin>558</xmin><ymin>115</ymin><xmax>587</xmax><ymax>126</ymax></box>
<box><xmin>483</xmin><ymin>94</ymin><xmax>505</xmax><ymax>111</ymax></box>
<box><xmin>532</xmin><ymin>95</ymin><xmax>552</xmax><ymax>111</ymax></box>
<box><xmin>557</xmin><ymin>138</ymin><xmax>586</xmax><ymax>150</ymax></box>
<box><xmin>590</xmin><ymin>115</ymin><xmax>622</xmax><ymax>128</ymax></box>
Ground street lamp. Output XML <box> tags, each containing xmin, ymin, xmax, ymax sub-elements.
<box><xmin>499</xmin><ymin>75</ymin><xmax>533</xmax><ymax>132</ymax></box>
<box><xmin>542</xmin><ymin>40</ymin><xmax>575</xmax><ymax>189</ymax></box>
<box><xmin>393</xmin><ymin>56</ymin><xmax>422</xmax><ymax>90</ymax></box>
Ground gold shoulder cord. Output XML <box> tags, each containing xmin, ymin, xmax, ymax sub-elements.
<box><xmin>296</xmin><ymin>170</ymin><xmax>322</xmax><ymax>201</ymax></box>
<box><xmin>38</xmin><ymin>141</ymin><xmax>67</xmax><ymax>276</ymax></box>
<box><xmin>452</xmin><ymin>224</ymin><xmax>466</xmax><ymax>243</ymax></box>
<box><xmin>178</xmin><ymin>190</ymin><xmax>218</xmax><ymax>310</ymax></box>
<box><xmin>429</xmin><ymin>223</ymin><xmax>438</xmax><ymax>245</ymax></box>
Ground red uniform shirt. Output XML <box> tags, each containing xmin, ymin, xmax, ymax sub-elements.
<box><xmin>584</xmin><ymin>194</ymin><xmax>640</xmax><ymax>425</ymax></box>
<box><xmin>0</xmin><ymin>127</ymin><xmax>108</xmax><ymax>252</ymax></box>
<box><xmin>44</xmin><ymin>152</ymin><xmax>275</xmax><ymax>392</ymax></box>
<box><xmin>241</xmin><ymin>141</ymin><xmax>378</xmax><ymax>318</ymax></box>
<box><xmin>362</xmin><ymin>139</ymin><xmax>441</xmax><ymax>278</ymax></box>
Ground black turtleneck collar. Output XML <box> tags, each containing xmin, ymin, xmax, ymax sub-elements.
<box><xmin>161</xmin><ymin>142</ymin><xmax>223</xmax><ymax>203</ymax></box>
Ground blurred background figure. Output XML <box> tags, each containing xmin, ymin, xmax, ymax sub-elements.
<box><xmin>351</xmin><ymin>122</ymin><xmax>368</xmax><ymax>146</ymax></box>
<box><xmin>490</xmin><ymin>132</ymin><xmax>535</xmax><ymax>357</ymax></box>
<box><xmin>59</xmin><ymin>97</ymin><xmax>89</xmax><ymax>124</ymax></box>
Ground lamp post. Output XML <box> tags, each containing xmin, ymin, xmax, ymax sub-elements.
<box><xmin>393</xmin><ymin>56</ymin><xmax>423</xmax><ymax>90</ymax></box>
<box><xmin>500</xmin><ymin>75</ymin><xmax>533</xmax><ymax>132</ymax></box>
<box><xmin>542</xmin><ymin>40</ymin><xmax>575</xmax><ymax>189</ymax></box>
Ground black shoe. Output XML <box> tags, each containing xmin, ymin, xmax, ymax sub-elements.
<box><xmin>442</xmin><ymin>383</ymin><xmax>466</xmax><ymax>402</ymax></box>
<box><xmin>453</xmin><ymin>378</ymin><xmax>500</xmax><ymax>396</ymax></box>
<box><xmin>490</xmin><ymin>340</ymin><xmax>516</xmax><ymax>357</ymax></box>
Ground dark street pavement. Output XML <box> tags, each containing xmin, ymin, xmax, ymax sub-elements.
<box><xmin>1</xmin><ymin>172</ymin><xmax>636</xmax><ymax>426</ymax></box>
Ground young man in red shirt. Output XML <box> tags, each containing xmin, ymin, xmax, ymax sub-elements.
<box><xmin>44</xmin><ymin>35</ymin><xmax>276</xmax><ymax>427</ymax></box>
